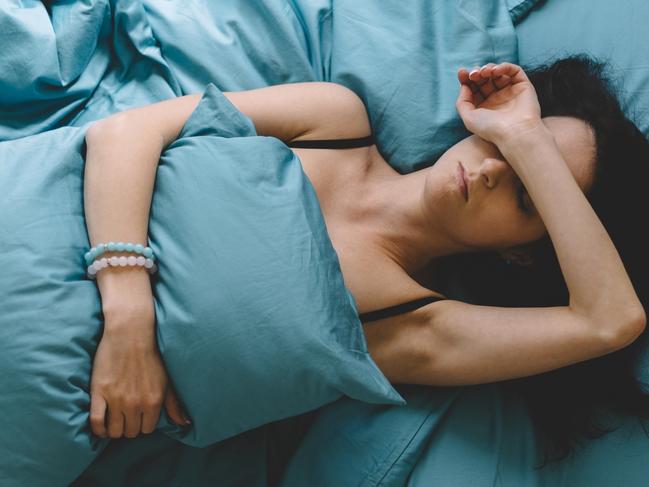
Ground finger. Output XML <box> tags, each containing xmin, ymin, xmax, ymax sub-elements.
<box><xmin>493</xmin><ymin>74</ymin><xmax>512</xmax><ymax>89</ymax></box>
<box><xmin>492</xmin><ymin>62</ymin><xmax>529</xmax><ymax>83</ymax></box>
<box><xmin>474</xmin><ymin>91</ymin><xmax>486</xmax><ymax>106</ymax></box>
<box><xmin>456</xmin><ymin>83</ymin><xmax>475</xmax><ymax>109</ymax></box>
<box><xmin>471</xmin><ymin>64</ymin><xmax>501</xmax><ymax>86</ymax></box>
<box><xmin>479</xmin><ymin>63</ymin><xmax>498</xmax><ymax>79</ymax></box>
<box><xmin>458</xmin><ymin>69</ymin><xmax>480</xmax><ymax>95</ymax></box>
<box><xmin>458</xmin><ymin>68</ymin><xmax>470</xmax><ymax>85</ymax></box>
<box><xmin>124</xmin><ymin>407</ymin><xmax>143</xmax><ymax>439</ymax></box>
<box><xmin>90</xmin><ymin>393</ymin><xmax>108</xmax><ymax>438</ymax></box>
<box><xmin>478</xmin><ymin>77</ymin><xmax>497</xmax><ymax>98</ymax></box>
<box><xmin>165</xmin><ymin>385</ymin><xmax>191</xmax><ymax>426</ymax></box>
<box><xmin>456</xmin><ymin>84</ymin><xmax>476</xmax><ymax>121</ymax></box>
<box><xmin>141</xmin><ymin>404</ymin><xmax>162</xmax><ymax>434</ymax></box>
<box><xmin>106</xmin><ymin>404</ymin><xmax>125</xmax><ymax>438</ymax></box>
<box><xmin>477</xmin><ymin>64</ymin><xmax>499</xmax><ymax>97</ymax></box>
<box><xmin>468</xmin><ymin>67</ymin><xmax>489</xmax><ymax>86</ymax></box>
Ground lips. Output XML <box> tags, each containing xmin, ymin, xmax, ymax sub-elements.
<box><xmin>456</xmin><ymin>162</ymin><xmax>468</xmax><ymax>201</ymax></box>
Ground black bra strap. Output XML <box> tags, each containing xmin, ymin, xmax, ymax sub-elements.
<box><xmin>359</xmin><ymin>295</ymin><xmax>447</xmax><ymax>323</ymax></box>
<box><xmin>286</xmin><ymin>134</ymin><xmax>375</xmax><ymax>149</ymax></box>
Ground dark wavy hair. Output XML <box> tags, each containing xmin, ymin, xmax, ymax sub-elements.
<box><xmin>431</xmin><ymin>54</ymin><xmax>649</xmax><ymax>469</ymax></box>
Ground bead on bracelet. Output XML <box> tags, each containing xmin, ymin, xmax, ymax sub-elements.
<box><xmin>84</xmin><ymin>241</ymin><xmax>154</xmax><ymax>266</ymax></box>
<box><xmin>86</xmin><ymin>255</ymin><xmax>157</xmax><ymax>279</ymax></box>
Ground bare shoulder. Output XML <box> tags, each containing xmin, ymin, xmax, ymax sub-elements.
<box><xmin>288</xmin><ymin>82</ymin><xmax>373</xmax><ymax>142</ymax></box>
<box><xmin>85</xmin><ymin>82</ymin><xmax>373</xmax><ymax>152</ymax></box>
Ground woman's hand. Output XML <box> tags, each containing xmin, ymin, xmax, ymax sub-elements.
<box><xmin>89</xmin><ymin>304</ymin><xmax>191</xmax><ymax>439</ymax></box>
<box><xmin>455</xmin><ymin>62</ymin><xmax>543</xmax><ymax>145</ymax></box>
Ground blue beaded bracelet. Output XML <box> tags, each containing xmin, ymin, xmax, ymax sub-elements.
<box><xmin>84</xmin><ymin>241</ymin><xmax>155</xmax><ymax>266</ymax></box>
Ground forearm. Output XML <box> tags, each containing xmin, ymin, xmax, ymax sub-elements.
<box><xmin>497</xmin><ymin>124</ymin><xmax>645</xmax><ymax>330</ymax></box>
<box><xmin>84</xmin><ymin>120</ymin><xmax>163</xmax><ymax>326</ymax></box>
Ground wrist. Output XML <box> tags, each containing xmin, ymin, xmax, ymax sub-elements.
<box><xmin>102</xmin><ymin>299</ymin><xmax>156</xmax><ymax>337</ymax></box>
<box><xmin>102</xmin><ymin>314</ymin><xmax>157</xmax><ymax>347</ymax></box>
<box><xmin>495</xmin><ymin>121</ymin><xmax>555</xmax><ymax>159</ymax></box>
<box><xmin>97</xmin><ymin>267</ymin><xmax>155</xmax><ymax>320</ymax></box>
<box><xmin>96</xmin><ymin>262</ymin><xmax>152</xmax><ymax>296</ymax></box>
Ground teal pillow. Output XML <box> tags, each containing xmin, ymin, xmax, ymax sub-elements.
<box><xmin>150</xmin><ymin>83</ymin><xmax>405</xmax><ymax>446</ymax></box>
<box><xmin>505</xmin><ymin>0</ymin><xmax>544</xmax><ymax>24</ymax></box>
<box><xmin>140</xmin><ymin>0</ymin><xmax>522</xmax><ymax>174</ymax></box>
<box><xmin>0</xmin><ymin>83</ymin><xmax>404</xmax><ymax>485</ymax></box>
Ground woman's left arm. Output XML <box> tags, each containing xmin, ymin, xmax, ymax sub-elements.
<box><xmin>497</xmin><ymin>124</ymin><xmax>644</xmax><ymax>327</ymax></box>
<box><xmin>456</xmin><ymin>62</ymin><xmax>645</xmax><ymax>333</ymax></box>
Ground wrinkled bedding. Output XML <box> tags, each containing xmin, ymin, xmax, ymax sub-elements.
<box><xmin>2</xmin><ymin>1</ymin><xmax>648</xmax><ymax>486</ymax></box>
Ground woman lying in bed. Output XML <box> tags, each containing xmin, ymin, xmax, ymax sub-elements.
<box><xmin>83</xmin><ymin>56</ymin><xmax>648</xmax><ymax>460</ymax></box>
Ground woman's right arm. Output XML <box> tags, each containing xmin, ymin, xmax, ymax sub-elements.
<box><xmin>84</xmin><ymin>103</ymin><xmax>203</xmax><ymax>437</ymax></box>
<box><xmin>84</xmin><ymin>82</ymin><xmax>371</xmax><ymax>436</ymax></box>
<box><xmin>86</xmin><ymin>81</ymin><xmax>370</xmax><ymax>325</ymax></box>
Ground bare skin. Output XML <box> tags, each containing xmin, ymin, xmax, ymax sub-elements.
<box><xmin>290</xmin><ymin>115</ymin><xmax>595</xmax><ymax>314</ymax></box>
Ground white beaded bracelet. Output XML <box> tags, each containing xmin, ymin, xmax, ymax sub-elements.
<box><xmin>86</xmin><ymin>255</ymin><xmax>158</xmax><ymax>279</ymax></box>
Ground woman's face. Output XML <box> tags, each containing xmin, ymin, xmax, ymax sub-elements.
<box><xmin>424</xmin><ymin>116</ymin><xmax>596</xmax><ymax>253</ymax></box>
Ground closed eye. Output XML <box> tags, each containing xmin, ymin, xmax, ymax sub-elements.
<box><xmin>516</xmin><ymin>180</ymin><xmax>531</xmax><ymax>214</ymax></box>
<box><xmin>492</xmin><ymin>142</ymin><xmax>533</xmax><ymax>215</ymax></box>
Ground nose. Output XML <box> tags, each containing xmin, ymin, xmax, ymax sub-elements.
<box><xmin>479</xmin><ymin>157</ymin><xmax>511</xmax><ymax>189</ymax></box>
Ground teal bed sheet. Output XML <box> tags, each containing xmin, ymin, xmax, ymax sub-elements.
<box><xmin>1</xmin><ymin>0</ymin><xmax>647</xmax><ymax>486</ymax></box>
